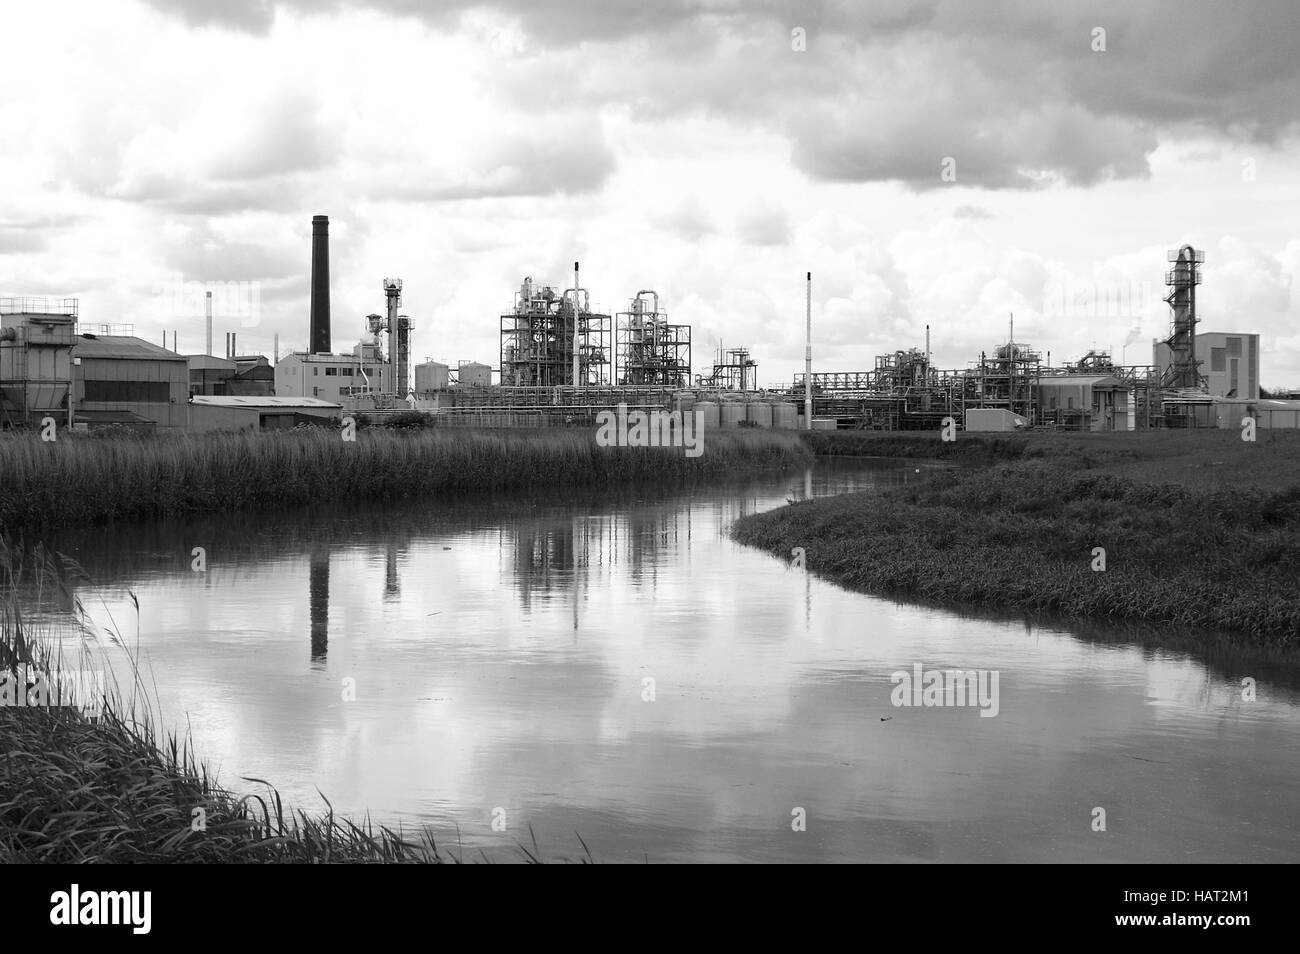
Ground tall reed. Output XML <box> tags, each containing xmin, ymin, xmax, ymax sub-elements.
<box><xmin>0</xmin><ymin>427</ymin><xmax>811</xmax><ymax>535</ymax></box>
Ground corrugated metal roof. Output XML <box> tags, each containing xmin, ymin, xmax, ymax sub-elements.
<box><xmin>73</xmin><ymin>335</ymin><xmax>186</xmax><ymax>361</ymax></box>
<box><xmin>190</xmin><ymin>395</ymin><xmax>342</xmax><ymax>409</ymax></box>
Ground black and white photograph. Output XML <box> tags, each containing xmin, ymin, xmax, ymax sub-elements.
<box><xmin>0</xmin><ymin>0</ymin><xmax>1291</xmax><ymax>915</ymax></box>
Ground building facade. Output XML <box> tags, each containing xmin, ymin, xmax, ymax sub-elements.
<box><xmin>274</xmin><ymin>344</ymin><xmax>393</xmax><ymax>402</ymax></box>
<box><xmin>72</xmin><ymin>335</ymin><xmax>189</xmax><ymax>429</ymax></box>
<box><xmin>1153</xmin><ymin>331</ymin><xmax>1259</xmax><ymax>400</ymax></box>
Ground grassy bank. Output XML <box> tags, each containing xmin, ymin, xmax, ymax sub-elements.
<box><xmin>0</xmin><ymin>545</ymin><xmax>584</xmax><ymax>863</ymax></box>
<box><xmin>0</xmin><ymin>426</ymin><xmax>811</xmax><ymax>535</ymax></box>
<box><xmin>738</xmin><ymin>430</ymin><xmax>1300</xmax><ymax>645</ymax></box>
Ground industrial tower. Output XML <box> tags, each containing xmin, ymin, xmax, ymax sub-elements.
<box><xmin>1162</xmin><ymin>245</ymin><xmax>1205</xmax><ymax>390</ymax></box>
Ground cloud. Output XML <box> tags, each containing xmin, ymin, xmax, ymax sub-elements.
<box><xmin>734</xmin><ymin>202</ymin><xmax>790</xmax><ymax>246</ymax></box>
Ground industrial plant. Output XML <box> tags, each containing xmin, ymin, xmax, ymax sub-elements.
<box><xmin>1</xmin><ymin>225</ymin><xmax>1293</xmax><ymax>434</ymax></box>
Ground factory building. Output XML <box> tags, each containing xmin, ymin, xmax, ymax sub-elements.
<box><xmin>72</xmin><ymin>334</ymin><xmax>189</xmax><ymax>430</ymax></box>
<box><xmin>0</xmin><ymin>297</ymin><xmax>78</xmax><ymax>427</ymax></box>
<box><xmin>1153</xmin><ymin>332</ymin><xmax>1260</xmax><ymax>400</ymax></box>
<box><xmin>189</xmin><ymin>354</ymin><xmax>275</xmax><ymax>397</ymax></box>
<box><xmin>274</xmin><ymin>344</ymin><xmax>394</xmax><ymax>402</ymax></box>
<box><xmin>1036</xmin><ymin>375</ymin><xmax>1133</xmax><ymax>431</ymax></box>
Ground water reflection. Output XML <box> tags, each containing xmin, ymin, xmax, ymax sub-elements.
<box><xmin>309</xmin><ymin>549</ymin><xmax>329</xmax><ymax>663</ymax></box>
<box><xmin>31</xmin><ymin>458</ymin><xmax>1300</xmax><ymax>863</ymax></box>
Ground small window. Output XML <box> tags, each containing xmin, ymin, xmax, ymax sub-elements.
<box><xmin>341</xmin><ymin>367</ymin><xmax>353</xmax><ymax>376</ymax></box>
<box><xmin>1226</xmin><ymin>337</ymin><xmax>1242</xmax><ymax>356</ymax></box>
<box><xmin>313</xmin><ymin>387</ymin><xmax>320</xmax><ymax>397</ymax></box>
<box><xmin>1067</xmin><ymin>396</ymin><xmax>1075</xmax><ymax>409</ymax></box>
<box><xmin>1210</xmin><ymin>348</ymin><xmax>1225</xmax><ymax>372</ymax></box>
<box><xmin>325</xmin><ymin>367</ymin><xmax>338</xmax><ymax>376</ymax></box>
<box><xmin>312</xmin><ymin>367</ymin><xmax>319</xmax><ymax>376</ymax></box>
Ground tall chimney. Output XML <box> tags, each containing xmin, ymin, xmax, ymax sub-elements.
<box><xmin>310</xmin><ymin>214</ymin><xmax>331</xmax><ymax>354</ymax></box>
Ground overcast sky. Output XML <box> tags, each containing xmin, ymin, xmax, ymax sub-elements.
<box><xmin>3</xmin><ymin>0</ymin><xmax>1299</xmax><ymax>386</ymax></box>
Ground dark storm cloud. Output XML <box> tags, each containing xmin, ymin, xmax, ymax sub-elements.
<box><xmin>138</xmin><ymin>1</ymin><xmax>1300</xmax><ymax>191</ymax></box>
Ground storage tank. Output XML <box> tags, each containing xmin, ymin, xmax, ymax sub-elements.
<box><xmin>458</xmin><ymin>361</ymin><xmax>492</xmax><ymax>388</ymax></box>
<box><xmin>772</xmin><ymin>402</ymin><xmax>797</xmax><ymax>428</ymax></box>
<box><xmin>414</xmin><ymin>361</ymin><xmax>449</xmax><ymax>392</ymax></box>
<box><xmin>694</xmin><ymin>401</ymin><xmax>720</xmax><ymax>432</ymax></box>
<box><xmin>721</xmin><ymin>401</ymin><xmax>746</xmax><ymax>427</ymax></box>
<box><xmin>746</xmin><ymin>401</ymin><xmax>773</xmax><ymax>427</ymax></box>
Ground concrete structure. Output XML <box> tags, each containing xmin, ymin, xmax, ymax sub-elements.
<box><xmin>0</xmin><ymin>297</ymin><xmax>78</xmax><ymax>427</ymax></box>
<box><xmin>189</xmin><ymin>395</ymin><xmax>341</xmax><ymax>432</ymax></box>
<box><xmin>964</xmin><ymin>408</ymin><xmax>1029</xmax><ymax>431</ymax></box>
<box><xmin>275</xmin><ymin>346</ymin><xmax>394</xmax><ymax>402</ymax></box>
<box><xmin>72</xmin><ymin>334</ymin><xmax>188</xmax><ymax>429</ymax></box>
<box><xmin>1155</xmin><ymin>332</ymin><xmax>1259</xmax><ymax>400</ymax></box>
<box><xmin>1036</xmin><ymin>375</ymin><xmax>1131</xmax><ymax>431</ymax></box>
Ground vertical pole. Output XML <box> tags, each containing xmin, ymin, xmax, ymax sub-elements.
<box><xmin>573</xmin><ymin>260</ymin><xmax>580</xmax><ymax>388</ymax></box>
<box><xmin>205</xmin><ymin>291</ymin><xmax>212</xmax><ymax>356</ymax></box>
<box><xmin>804</xmin><ymin>271</ymin><xmax>812</xmax><ymax>430</ymax></box>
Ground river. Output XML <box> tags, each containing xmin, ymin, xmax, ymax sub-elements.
<box><xmin>44</xmin><ymin>458</ymin><xmax>1300</xmax><ymax>862</ymax></box>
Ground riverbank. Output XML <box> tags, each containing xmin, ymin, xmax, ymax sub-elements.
<box><xmin>737</xmin><ymin>429</ymin><xmax>1300</xmax><ymax>645</ymax></box>
<box><xmin>0</xmin><ymin>426</ymin><xmax>810</xmax><ymax>535</ymax></box>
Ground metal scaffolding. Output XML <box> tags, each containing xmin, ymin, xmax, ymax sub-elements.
<box><xmin>696</xmin><ymin>346</ymin><xmax>756</xmax><ymax>391</ymax></box>
<box><xmin>1162</xmin><ymin>245</ymin><xmax>1205</xmax><ymax>390</ymax></box>
<box><xmin>615</xmin><ymin>291</ymin><xmax>691</xmax><ymax>386</ymax></box>
<box><xmin>500</xmin><ymin>276</ymin><xmax>610</xmax><ymax>387</ymax></box>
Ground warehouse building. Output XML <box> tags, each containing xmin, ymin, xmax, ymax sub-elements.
<box><xmin>72</xmin><ymin>334</ymin><xmax>188</xmax><ymax>430</ymax></box>
<box><xmin>188</xmin><ymin>395</ymin><xmax>342</xmax><ymax>432</ymax></box>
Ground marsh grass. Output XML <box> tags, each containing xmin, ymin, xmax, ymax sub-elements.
<box><xmin>0</xmin><ymin>426</ymin><xmax>810</xmax><ymax>535</ymax></box>
<box><xmin>734</xmin><ymin>455</ymin><xmax>1300</xmax><ymax>645</ymax></box>
<box><xmin>0</xmin><ymin>543</ymin><xmax>594</xmax><ymax>863</ymax></box>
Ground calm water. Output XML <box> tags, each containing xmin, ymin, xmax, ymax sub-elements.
<box><xmin>45</xmin><ymin>459</ymin><xmax>1300</xmax><ymax>863</ymax></box>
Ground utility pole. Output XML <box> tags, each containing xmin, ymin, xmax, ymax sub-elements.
<box><xmin>804</xmin><ymin>271</ymin><xmax>812</xmax><ymax>430</ymax></box>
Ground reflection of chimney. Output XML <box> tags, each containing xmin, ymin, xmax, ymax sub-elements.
<box><xmin>309</xmin><ymin>550</ymin><xmax>329</xmax><ymax>660</ymax></box>
<box><xmin>310</xmin><ymin>215</ymin><xmax>331</xmax><ymax>354</ymax></box>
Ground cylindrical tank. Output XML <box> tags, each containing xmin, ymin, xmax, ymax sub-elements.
<box><xmin>414</xmin><ymin>361</ymin><xmax>449</xmax><ymax>392</ymax></box>
<box><xmin>773</xmin><ymin>402</ymin><xmax>797</xmax><ymax>428</ymax></box>
<box><xmin>746</xmin><ymin>401</ymin><xmax>773</xmax><ymax>427</ymax></box>
<box><xmin>695</xmin><ymin>401</ymin><xmax>720</xmax><ymax>431</ymax></box>
<box><xmin>721</xmin><ymin>401</ymin><xmax>746</xmax><ymax>427</ymax></box>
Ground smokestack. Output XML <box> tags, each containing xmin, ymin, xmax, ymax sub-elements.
<box><xmin>206</xmin><ymin>291</ymin><xmax>212</xmax><ymax>356</ymax></box>
<box><xmin>273</xmin><ymin>332</ymin><xmax>279</xmax><ymax>366</ymax></box>
<box><xmin>310</xmin><ymin>214</ymin><xmax>331</xmax><ymax>354</ymax></box>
